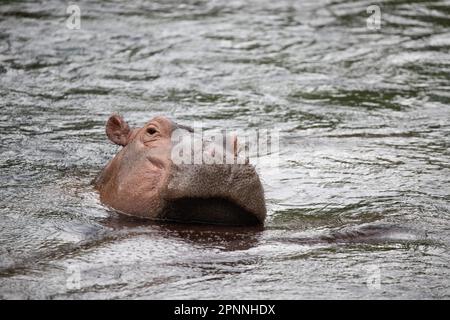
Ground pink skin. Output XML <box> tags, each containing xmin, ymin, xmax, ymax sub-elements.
<box><xmin>95</xmin><ymin>114</ymin><xmax>174</xmax><ymax>218</ymax></box>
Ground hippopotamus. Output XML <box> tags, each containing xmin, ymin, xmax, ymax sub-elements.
<box><xmin>94</xmin><ymin>114</ymin><xmax>266</xmax><ymax>226</ymax></box>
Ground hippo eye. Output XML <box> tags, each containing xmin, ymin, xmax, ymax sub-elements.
<box><xmin>147</xmin><ymin>127</ymin><xmax>157</xmax><ymax>135</ymax></box>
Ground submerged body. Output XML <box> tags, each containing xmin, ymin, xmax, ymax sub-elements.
<box><xmin>95</xmin><ymin>114</ymin><xmax>266</xmax><ymax>226</ymax></box>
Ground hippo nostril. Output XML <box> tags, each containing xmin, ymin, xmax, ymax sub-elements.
<box><xmin>164</xmin><ymin>164</ymin><xmax>267</xmax><ymax>225</ymax></box>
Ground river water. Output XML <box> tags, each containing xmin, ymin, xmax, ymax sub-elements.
<box><xmin>0</xmin><ymin>0</ymin><xmax>449</xmax><ymax>299</ymax></box>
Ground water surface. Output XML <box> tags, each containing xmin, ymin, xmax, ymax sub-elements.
<box><xmin>0</xmin><ymin>0</ymin><xmax>449</xmax><ymax>299</ymax></box>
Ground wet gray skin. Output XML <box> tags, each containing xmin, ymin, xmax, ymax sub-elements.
<box><xmin>162</xmin><ymin>164</ymin><xmax>265</xmax><ymax>225</ymax></box>
<box><xmin>161</xmin><ymin>126</ymin><xmax>266</xmax><ymax>225</ymax></box>
<box><xmin>0</xmin><ymin>0</ymin><xmax>449</xmax><ymax>299</ymax></box>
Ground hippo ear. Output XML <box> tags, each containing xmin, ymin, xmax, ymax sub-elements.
<box><xmin>106</xmin><ymin>114</ymin><xmax>131</xmax><ymax>146</ymax></box>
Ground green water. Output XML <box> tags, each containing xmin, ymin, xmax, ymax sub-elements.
<box><xmin>0</xmin><ymin>0</ymin><xmax>449</xmax><ymax>299</ymax></box>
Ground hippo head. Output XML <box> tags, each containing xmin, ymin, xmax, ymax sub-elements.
<box><xmin>94</xmin><ymin>114</ymin><xmax>266</xmax><ymax>226</ymax></box>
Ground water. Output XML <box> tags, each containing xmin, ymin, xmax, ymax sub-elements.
<box><xmin>0</xmin><ymin>0</ymin><xmax>449</xmax><ymax>299</ymax></box>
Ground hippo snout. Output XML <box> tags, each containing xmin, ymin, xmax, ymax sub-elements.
<box><xmin>160</xmin><ymin>164</ymin><xmax>266</xmax><ymax>226</ymax></box>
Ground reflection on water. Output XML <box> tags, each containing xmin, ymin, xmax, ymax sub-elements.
<box><xmin>0</xmin><ymin>0</ymin><xmax>449</xmax><ymax>299</ymax></box>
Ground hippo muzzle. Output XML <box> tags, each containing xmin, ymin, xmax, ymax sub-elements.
<box><xmin>95</xmin><ymin>114</ymin><xmax>266</xmax><ymax>226</ymax></box>
<box><xmin>161</xmin><ymin>163</ymin><xmax>266</xmax><ymax>225</ymax></box>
